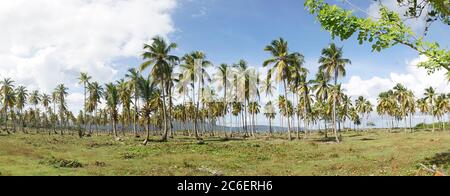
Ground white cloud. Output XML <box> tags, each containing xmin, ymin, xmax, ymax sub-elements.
<box><xmin>367</xmin><ymin>0</ymin><xmax>428</xmax><ymax>32</ymax></box>
<box><xmin>343</xmin><ymin>55</ymin><xmax>450</xmax><ymax>104</ymax></box>
<box><xmin>0</xmin><ymin>0</ymin><xmax>178</xmax><ymax>112</ymax></box>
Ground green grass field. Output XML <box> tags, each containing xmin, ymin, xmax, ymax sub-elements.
<box><xmin>0</xmin><ymin>130</ymin><xmax>449</xmax><ymax>176</ymax></box>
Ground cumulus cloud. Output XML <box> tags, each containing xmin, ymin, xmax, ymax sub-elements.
<box><xmin>0</xmin><ymin>0</ymin><xmax>178</xmax><ymax>112</ymax></box>
<box><xmin>343</xmin><ymin>55</ymin><xmax>450</xmax><ymax>104</ymax></box>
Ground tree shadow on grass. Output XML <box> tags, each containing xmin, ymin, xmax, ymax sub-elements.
<box><xmin>360</xmin><ymin>138</ymin><xmax>376</xmax><ymax>141</ymax></box>
<box><xmin>313</xmin><ymin>137</ymin><xmax>337</xmax><ymax>143</ymax></box>
<box><xmin>424</xmin><ymin>150</ymin><xmax>450</xmax><ymax>168</ymax></box>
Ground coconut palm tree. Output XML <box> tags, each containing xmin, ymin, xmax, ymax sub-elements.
<box><xmin>264</xmin><ymin>101</ymin><xmax>276</xmax><ymax>135</ymax></box>
<box><xmin>435</xmin><ymin>94</ymin><xmax>448</xmax><ymax>131</ymax></box>
<box><xmin>404</xmin><ymin>90</ymin><xmax>416</xmax><ymax>132</ymax></box>
<box><xmin>417</xmin><ymin>98</ymin><xmax>429</xmax><ymax>129</ymax></box>
<box><xmin>54</xmin><ymin>84</ymin><xmax>68</xmax><ymax>135</ymax></box>
<box><xmin>105</xmin><ymin>83</ymin><xmax>120</xmax><ymax>138</ymax></box>
<box><xmin>214</xmin><ymin>63</ymin><xmax>231</xmax><ymax>136</ymax></box>
<box><xmin>87</xmin><ymin>82</ymin><xmax>103</xmax><ymax>135</ymax></box>
<box><xmin>138</xmin><ymin>76</ymin><xmax>159</xmax><ymax>145</ymax></box>
<box><xmin>1</xmin><ymin>78</ymin><xmax>15</xmax><ymax>133</ymax></box>
<box><xmin>125</xmin><ymin>68</ymin><xmax>141</xmax><ymax>137</ymax></box>
<box><xmin>41</xmin><ymin>94</ymin><xmax>51</xmax><ymax>113</ymax></box>
<box><xmin>118</xmin><ymin>79</ymin><xmax>132</xmax><ymax>136</ymax></box>
<box><xmin>298</xmin><ymin>74</ymin><xmax>313</xmax><ymax>138</ymax></box>
<box><xmin>233</xmin><ymin>60</ymin><xmax>253</xmax><ymax>135</ymax></box>
<box><xmin>318</xmin><ymin>43</ymin><xmax>351</xmax><ymax>143</ymax></box>
<box><xmin>263</xmin><ymin>38</ymin><xmax>304</xmax><ymax>140</ymax></box>
<box><xmin>248</xmin><ymin>101</ymin><xmax>260</xmax><ymax>137</ymax></box>
<box><xmin>15</xmin><ymin>86</ymin><xmax>28</xmax><ymax>133</ymax></box>
<box><xmin>29</xmin><ymin>90</ymin><xmax>41</xmax><ymax>130</ymax></box>
<box><xmin>78</xmin><ymin>72</ymin><xmax>91</xmax><ymax>131</ymax></box>
<box><xmin>140</xmin><ymin>36</ymin><xmax>179</xmax><ymax>142</ymax></box>
<box><xmin>424</xmin><ymin>87</ymin><xmax>437</xmax><ymax>132</ymax></box>
<box><xmin>180</xmin><ymin>51</ymin><xmax>211</xmax><ymax>139</ymax></box>
<box><xmin>328</xmin><ymin>84</ymin><xmax>344</xmax><ymax>140</ymax></box>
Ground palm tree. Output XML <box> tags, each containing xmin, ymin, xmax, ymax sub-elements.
<box><xmin>54</xmin><ymin>84</ymin><xmax>68</xmax><ymax>135</ymax></box>
<box><xmin>105</xmin><ymin>83</ymin><xmax>120</xmax><ymax>138</ymax></box>
<box><xmin>435</xmin><ymin>94</ymin><xmax>448</xmax><ymax>131</ymax></box>
<box><xmin>78</xmin><ymin>72</ymin><xmax>91</xmax><ymax>132</ymax></box>
<box><xmin>263</xmin><ymin>38</ymin><xmax>304</xmax><ymax>140</ymax></box>
<box><xmin>180</xmin><ymin>51</ymin><xmax>211</xmax><ymax>139</ymax></box>
<box><xmin>1</xmin><ymin>78</ymin><xmax>15</xmax><ymax>133</ymax></box>
<box><xmin>298</xmin><ymin>74</ymin><xmax>313</xmax><ymax>138</ymax></box>
<box><xmin>233</xmin><ymin>60</ymin><xmax>252</xmax><ymax>136</ymax></box>
<box><xmin>405</xmin><ymin>90</ymin><xmax>416</xmax><ymax>132</ymax></box>
<box><xmin>118</xmin><ymin>79</ymin><xmax>132</xmax><ymax>136</ymax></box>
<box><xmin>214</xmin><ymin>63</ymin><xmax>231</xmax><ymax>136</ymax></box>
<box><xmin>318</xmin><ymin>43</ymin><xmax>351</xmax><ymax>143</ymax></box>
<box><xmin>87</xmin><ymin>82</ymin><xmax>103</xmax><ymax>135</ymax></box>
<box><xmin>264</xmin><ymin>101</ymin><xmax>276</xmax><ymax>135</ymax></box>
<box><xmin>417</xmin><ymin>98</ymin><xmax>429</xmax><ymax>130</ymax></box>
<box><xmin>140</xmin><ymin>36</ymin><xmax>179</xmax><ymax>142</ymax></box>
<box><xmin>328</xmin><ymin>84</ymin><xmax>344</xmax><ymax>139</ymax></box>
<box><xmin>41</xmin><ymin>94</ymin><xmax>51</xmax><ymax>113</ymax></box>
<box><xmin>29</xmin><ymin>90</ymin><xmax>41</xmax><ymax>130</ymax></box>
<box><xmin>138</xmin><ymin>76</ymin><xmax>159</xmax><ymax>145</ymax></box>
<box><xmin>393</xmin><ymin>84</ymin><xmax>409</xmax><ymax>131</ymax></box>
<box><xmin>424</xmin><ymin>87</ymin><xmax>437</xmax><ymax>132</ymax></box>
<box><xmin>15</xmin><ymin>86</ymin><xmax>28</xmax><ymax>133</ymax></box>
<box><xmin>248</xmin><ymin>101</ymin><xmax>260</xmax><ymax>137</ymax></box>
<box><xmin>125</xmin><ymin>68</ymin><xmax>141</xmax><ymax>137</ymax></box>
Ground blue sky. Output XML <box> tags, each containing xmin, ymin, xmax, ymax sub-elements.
<box><xmin>166</xmin><ymin>0</ymin><xmax>448</xmax><ymax>81</ymax></box>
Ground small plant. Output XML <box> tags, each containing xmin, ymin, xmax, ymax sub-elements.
<box><xmin>121</xmin><ymin>152</ymin><xmax>138</xmax><ymax>160</ymax></box>
<box><xmin>94</xmin><ymin>161</ymin><xmax>107</xmax><ymax>167</ymax></box>
<box><xmin>40</xmin><ymin>157</ymin><xmax>84</xmax><ymax>168</ymax></box>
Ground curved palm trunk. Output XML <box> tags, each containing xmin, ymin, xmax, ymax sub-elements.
<box><xmin>283</xmin><ymin>80</ymin><xmax>292</xmax><ymax>140</ymax></box>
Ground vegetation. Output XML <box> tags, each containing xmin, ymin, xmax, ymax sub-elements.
<box><xmin>0</xmin><ymin>130</ymin><xmax>448</xmax><ymax>176</ymax></box>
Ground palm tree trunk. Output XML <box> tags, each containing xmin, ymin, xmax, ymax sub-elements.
<box><xmin>283</xmin><ymin>80</ymin><xmax>292</xmax><ymax>141</ymax></box>
<box><xmin>143</xmin><ymin>117</ymin><xmax>151</xmax><ymax>145</ymax></box>
<box><xmin>161</xmin><ymin>80</ymin><xmax>169</xmax><ymax>141</ymax></box>
<box><xmin>269</xmin><ymin>117</ymin><xmax>273</xmax><ymax>136</ymax></box>
<box><xmin>332</xmin><ymin>71</ymin><xmax>340</xmax><ymax>143</ymax></box>
<box><xmin>193</xmin><ymin>80</ymin><xmax>200</xmax><ymax>139</ymax></box>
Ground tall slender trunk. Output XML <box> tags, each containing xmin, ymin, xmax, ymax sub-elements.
<box><xmin>283</xmin><ymin>80</ymin><xmax>292</xmax><ymax>140</ymax></box>
<box><xmin>431</xmin><ymin>100</ymin><xmax>435</xmax><ymax>132</ymax></box>
<box><xmin>168</xmin><ymin>84</ymin><xmax>174</xmax><ymax>138</ymax></box>
<box><xmin>268</xmin><ymin>117</ymin><xmax>273</xmax><ymax>136</ymax></box>
<box><xmin>84</xmin><ymin>82</ymin><xmax>87</xmax><ymax>135</ymax></box>
<box><xmin>161</xmin><ymin>79</ymin><xmax>169</xmax><ymax>141</ymax></box>
<box><xmin>4</xmin><ymin>105</ymin><xmax>9</xmax><ymax>134</ymax></box>
<box><xmin>332</xmin><ymin>70</ymin><xmax>340</xmax><ymax>143</ymax></box>
<box><xmin>223</xmin><ymin>83</ymin><xmax>228</xmax><ymax>138</ymax></box>
<box><xmin>193</xmin><ymin>79</ymin><xmax>200</xmax><ymax>139</ymax></box>
<box><xmin>134</xmin><ymin>84</ymin><xmax>138</xmax><ymax>137</ymax></box>
<box><xmin>143</xmin><ymin>117</ymin><xmax>151</xmax><ymax>145</ymax></box>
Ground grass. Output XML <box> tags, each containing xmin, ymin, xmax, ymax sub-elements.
<box><xmin>0</xmin><ymin>130</ymin><xmax>449</xmax><ymax>176</ymax></box>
